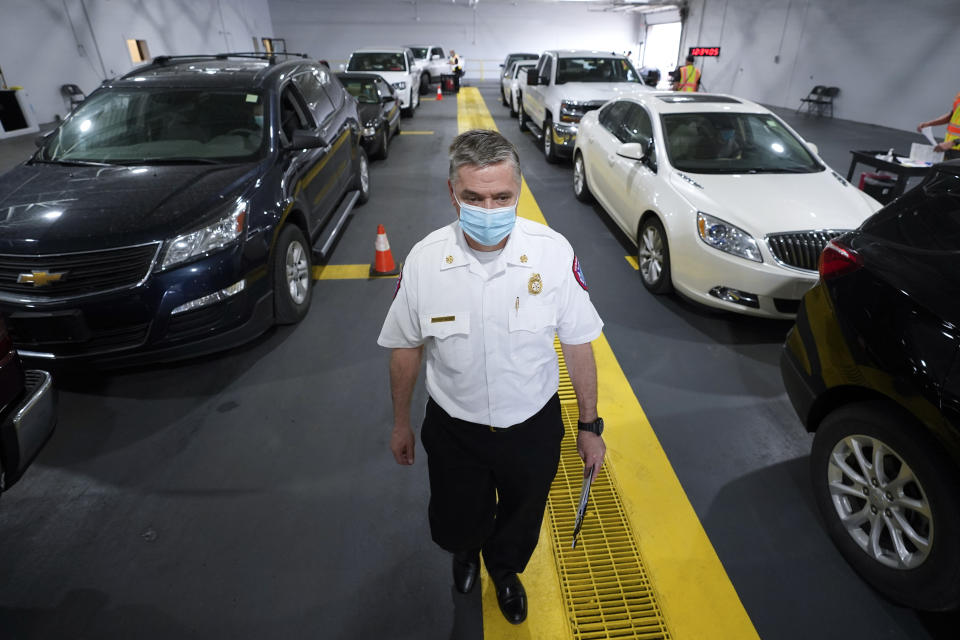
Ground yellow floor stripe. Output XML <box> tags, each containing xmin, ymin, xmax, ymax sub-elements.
<box><xmin>312</xmin><ymin>264</ymin><xmax>399</xmax><ymax>280</ymax></box>
<box><xmin>625</xmin><ymin>256</ymin><xmax>639</xmax><ymax>270</ymax></box>
<box><xmin>399</xmin><ymin>130</ymin><xmax>434</xmax><ymax>135</ymax></box>
<box><xmin>458</xmin><ymin>86</ymin><xmax>759</xmax><ymax>639</ymax></box>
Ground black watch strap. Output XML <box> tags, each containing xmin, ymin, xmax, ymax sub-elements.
<box><xmin>577</xmin><ymin>417</ymin><xmax>604</xmax><ymax>436</ymax></box>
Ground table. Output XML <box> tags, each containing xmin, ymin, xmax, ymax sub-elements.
<box><xmin>845</xmin><ymin>150</ymin><xmax>932</xmax><ymax>199</ymax></box>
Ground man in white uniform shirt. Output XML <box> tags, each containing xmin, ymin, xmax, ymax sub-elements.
<box><xmin>378</xmin><ymin>130</ymin><xmax>605</xmax><ymax>624</ymax></box>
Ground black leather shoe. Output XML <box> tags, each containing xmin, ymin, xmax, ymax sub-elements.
<box><xmin>494</xmin><ymin>573</ymin><xmax>527</xmax><ymax>624</ymax></box>
<box><xmin>452</xmin><ymin>551</ymin><xmax>480</xmax><ymax>594</ymax></box>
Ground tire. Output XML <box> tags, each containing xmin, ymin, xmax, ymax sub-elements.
<box><xmin>419</xmin><ymin>74</ymin><xmax>429</xmax><ymax>95</ymax></box>
<box><xmin>637</xmin><ymin>216</ymin><xmax>672</xmax><ymax>294</ymax></box>
<box><xmin>376</xmin><ymin>127</ymin><xmax>389</xmax><ymax>161</ymax></box>
<box><xmin>573</xmin><ymin>152</ymin><xmax>593</xmax><ymax>203</ymax></box>
<box><xmin>810</xmin><ymin>402</ymin><xmax>960</xmax><ymax>611</ymax></box>
<box><xmin>273</xmin><ymin>224</ymin><xmax>312</xmax><ymax>325</ymax></box>
<box><xmin>518</xmin><ymin>98</ymin><xmax>529</xmax><ymax>132</ymax></box>
<box><xmin>354</xmin><ymin>148</ymin><xmax>370</xmax><ymax>204</ymax></box>
<box><xmin>542</xmin><ymin>117</ymin><xmax>558</xmax><ymax>163</ymax></box>
<box><xmin>501</xmin><ymin>87</ymin><xmax>509</xmax><ymax>107</ymax></box>
<box><xmin>509</xmin><ymin>93</ymin><xmax>518</xmax><ymax>118</ymax></box>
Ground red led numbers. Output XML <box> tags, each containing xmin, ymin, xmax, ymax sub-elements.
<box><xmin>688</xmin><ymin>47</ymin><xmax>721</xmax><ymax>57</ymax></box>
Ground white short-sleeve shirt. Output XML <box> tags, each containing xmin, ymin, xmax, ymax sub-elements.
<box><xmin>377</xmin><ymin>218</ymin><xmax>603</xmax><ymax>428</ymax></box>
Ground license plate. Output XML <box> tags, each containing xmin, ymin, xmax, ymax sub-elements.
<box><xmin>8</xmin><ymin>310</ymin><xmax>91</xmax><ymax>345</ymax></box>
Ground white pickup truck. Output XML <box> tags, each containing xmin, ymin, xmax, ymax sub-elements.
<box><xmin>405</xmin><ymin>45</ymin><xmax>452</xmax><ymax>92</ymax></box>
<box><xmin>519</xmin><ymin>50</ymin><xmax>652</xmax><ymax>163</ymax></box>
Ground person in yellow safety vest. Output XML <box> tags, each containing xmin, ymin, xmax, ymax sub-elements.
<box><xmin>672</xmin><ymin>55</ymin><xmax>701</xmax><ymax>92</ymax></box>
<box><xmin>449</xmin><ymin>50</ymin><xmax>464</xmax><ymax>92</ymax></box>
<box><xmin>918</xmin><ymin>91</ymin><xmax>960</xmax><ymax>160</ymax></box>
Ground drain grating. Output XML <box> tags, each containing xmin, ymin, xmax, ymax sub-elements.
<box><xmin>549</xmin><ymin>340</ymin><xmax>670</xmax><ymax>639</ymax></box>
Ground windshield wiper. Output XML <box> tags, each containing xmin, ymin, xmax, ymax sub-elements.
<box><xmin>746</xmin><ymin>167</ymin><xmax>813</xmax><ymax>174</ymax></box>
<box><xmin>126</xmin><ymin>157</ymin><xmax>226</xmax><ymax>165</ymax></box>
<box><xmin>30</xmin><ymin>158</ymin><xmax>117</xmax><ymax>167</ymax></box>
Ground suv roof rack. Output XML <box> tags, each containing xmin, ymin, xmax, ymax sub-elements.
<box><xmin>148</xmin><ymin>52</ymin><xmax>310</xmax><ymax>67</ymax></box>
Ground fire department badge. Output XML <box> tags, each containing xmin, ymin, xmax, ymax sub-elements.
<box><xmin>528</xmin><ymin>273</ymin><xmax>543</xmax><ymax>295</ymax></box>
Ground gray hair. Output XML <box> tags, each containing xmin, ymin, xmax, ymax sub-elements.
<box><xmin>448</xmin><ymin>129</ymin><xmax>521</xmax><ymax>188</ymax></box>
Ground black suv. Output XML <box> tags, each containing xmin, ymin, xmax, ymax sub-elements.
<box><xmin>0</xmin><ymin>53</ymin><xmax>369</xmax><ymax>364</ymax></box>
<box><xmin>781</xmin><ymin>160</ymin><xmax>960</xmax><ymax>611</ymax></box>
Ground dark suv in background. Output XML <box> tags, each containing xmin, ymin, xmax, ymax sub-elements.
<box><xmin>0</xmin><ymin>53</ymin><xmax>369</xmax><ymax>365</ymax></box>
<box><xmin>780</xmin><ymin>160</ymin><xmax>960</xmax><ymax>611</ymax></box>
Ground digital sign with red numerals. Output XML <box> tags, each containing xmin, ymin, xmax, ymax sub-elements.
<box><xmin>689</xmin><ymin>47</ymin><xmax>721</xmax><ymax>57</ymax></box>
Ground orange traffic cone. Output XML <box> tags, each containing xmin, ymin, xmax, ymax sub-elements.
<box><xmin>370</xmin><ymin>224</ymin><xmax>399</xmax><ymax>277</ymax></box>
<box><xmin>436</xmin><ymin>84</ymin><xmax>443</xmax><ymax>101</ymax></box>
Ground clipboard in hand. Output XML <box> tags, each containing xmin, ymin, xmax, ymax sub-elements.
<box><xmin>571</xmin><ymin>465</ymin><xmax>595</xmax><ymax>549</ymax></box>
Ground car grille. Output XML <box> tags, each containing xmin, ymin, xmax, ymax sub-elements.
<box><xmin>0</xmin><ymin>243</ymin><xmax>160</xmax><ymax>298</ymax></box>
<box><xmin>766</xmin><ymin>230</ymin><xmax>848</xmax><ymax>272</ymax></box>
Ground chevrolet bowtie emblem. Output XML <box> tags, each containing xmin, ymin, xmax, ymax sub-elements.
<box><xmin>17</xmin><ymin>271</ymin><xmax>67</xmax><ymax>287</ymax></box>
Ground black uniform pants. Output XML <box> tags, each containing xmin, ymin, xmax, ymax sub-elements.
<box><xmin>420</xmin><ymin>394</ymin><xmax>563</xmax><ymax>581</ymax></box>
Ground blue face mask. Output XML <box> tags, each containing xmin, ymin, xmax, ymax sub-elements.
<box><xmin>456</xmin><ymin>196</ymin><xmax>518</xmax><ymax>247</ymax></box>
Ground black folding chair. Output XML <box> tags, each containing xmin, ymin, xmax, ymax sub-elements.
<box><xmin>797</xmin><ymin>85</ymin><xmax>839</xmax><ymax>117</ymax></box>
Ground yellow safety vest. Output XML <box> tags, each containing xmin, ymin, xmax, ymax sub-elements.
<box><xmin>679</xmin><ymin>64</ymin><xmax>700</xmax><ymax>92</ymax></box>
<box><xmin>947</xmin><ymin>92</ymin><xmax>960</xmax><ymax>149</ymax></box>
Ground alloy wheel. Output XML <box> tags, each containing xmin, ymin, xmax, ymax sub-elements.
<box><xmin>286</xmin><ymin>240</ymin><xmax>309</xmax><ymax>304</ymax></box>
<box><xmin>826</xmin><ymin>434</ymin><xmax>933</xmax><ymax>569</ymax></box>
<box><xmin>639</xmin><ymin>225</ymin><xmax>664</xmax><ymax>285</ymax></box>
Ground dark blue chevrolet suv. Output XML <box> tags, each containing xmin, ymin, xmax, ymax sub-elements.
<box><xmin>0</xmin><ymin>53</ymin><xmax>369</xmax><ymax>365</ymax></box>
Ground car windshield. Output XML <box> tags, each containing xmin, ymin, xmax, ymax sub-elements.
<box><xmin>408</xmin><ymin>47</ymin><xmax>428</xmax><ymax>59</ymax></box>
<box><xmin>341</xmin><ymin>78</ymin><xmax>380</xmax><ymax>104</ymax></box>
<box><xmin>556</xmin><ymin>57</ymin><xmax>641</xmax><ymax>84</ymax></box>
<box><xmin>661</xmin><ymin>112</ymin><xmax>823</xmax><ymax>174</ymax></box>
<box><xmin>37</xmin><ymin>88</ymin><xmax>266</xmax><ymax>164</ymax></box>
<box><xmin>349</xmin><ymin>53</ymin><xmax>406</xmax><ymax>72</ymax></box>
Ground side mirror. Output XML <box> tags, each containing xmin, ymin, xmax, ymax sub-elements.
<box><xmin>289</xmin><ymin>129</ymin><xmax>327</xmax><ymax>149</ymax></box>
<box><xmin>382</xmin><ymin>94</ymin><xmax>396</xmax><ymax>103</ymax></box>
<box><xmin>807</xmin><ymin>141</ymin><xmax>819</xmax><ymax>156</ymax></box>
<box><xmin>526</xmin><ymin>69</ymin><xmax>540</xmax><ymax>86</ymax></box>
<box><xmin>616</xmin><ymin>141</ymin><xmax>649</xmax><ymax>161</ymax></box>
<box><xmin>35</xmin><ymin>130</ymin><xmax>55</xmax><ymax>148</ymax></box>
<box><xmin>339</xmin><ymin>63</ymin><xmax>346</xmax><ymax>71</ymax></box>
<box><xmin>431</xmin><ymin>54</ymin><xmax>441</xmax><ymax>61</ymax></box>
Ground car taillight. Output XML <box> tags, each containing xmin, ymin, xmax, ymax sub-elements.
<box><xmin>818</xmin><ymin>240</ymin><xmax>863</xmax><ymax>280</ymax></box>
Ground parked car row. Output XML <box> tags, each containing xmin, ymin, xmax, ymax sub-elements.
<box><xmin>499</xmin><ymin>49</ymin><xmax>960</xmax><ymax>612</ymax></box>
<box><xmin>0</xmin><ymin>52</ymin><xmax>372</xmax><ymax>366</ymax></box>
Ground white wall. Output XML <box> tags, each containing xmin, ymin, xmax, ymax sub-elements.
<box><xmin>0</xmin><ymin>0</ymin><xmax>273</xmax><ymax>124</ymax></box>
<box><xmin>679</xmin><ymin>0</ymin><xmax>960</xmax><ymax>132</ymax></box>
<box><xmin>267</xmin><ymin>0</ymin><xmax>643</xmax><ymax>80</ymax></box>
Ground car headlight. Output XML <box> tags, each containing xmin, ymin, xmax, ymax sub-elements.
<box><xmin>161</xmin><ymin>199</ymin><xmax>247</xmax><ymax>270</ymax></box>
<box><xmin>362</xmin><ymin>124</ymin><xmax>377</xmax><ymax>137</ymax></box>
<box><xmin>392</xmin><ymin>81</ymin><xmax>406</xmax><ymax>90</ymax></box>
<box><xmin>560</xmin><ymin>100</ymin><xmax>588</xmax><ymax>123</ymax></box>
<box><xmin>696</xmin><ymin>212</ymin><xmax>762</xmax><ymax>262</ymax></box>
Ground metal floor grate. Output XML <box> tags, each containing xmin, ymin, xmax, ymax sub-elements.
<box><xmin>549</xmin><ymin>339</ymin><xmax>670</xmax><ymax>639</ymax></box>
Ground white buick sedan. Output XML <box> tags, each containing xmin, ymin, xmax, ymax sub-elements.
<box><xmin>572</xmin><ymin>93</ymin><xmax>882</xmax><ymax>318</ymax></box>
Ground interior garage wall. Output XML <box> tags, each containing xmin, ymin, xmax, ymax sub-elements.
<box><xmin>267</xmin><ymin>0</ymin><xmax>642</xmax><ymax>80</ymax></box>
<box><xmin>679</xmin><ymin>0</ymin><xmax>960</xmax><ymax>133</ymax></box>
<box><xmin>0</xmin><ymin>0</ymin><xmax>273</xmax><ymax>125</ymax></box>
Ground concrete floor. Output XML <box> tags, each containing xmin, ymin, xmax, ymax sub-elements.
<box><xmin>0</xmin><ymin>85</ymin><xmax>957</xmax><ymax>639</ymax></box>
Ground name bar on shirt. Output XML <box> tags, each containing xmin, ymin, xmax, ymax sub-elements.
<box><xmin>431</xmin><ymin>315</ymin><xmax>456</xmax><ymax>323</ymax></box>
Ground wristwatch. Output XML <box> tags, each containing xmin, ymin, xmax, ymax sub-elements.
<box><xmin>577</xmin><ymin>417</ymin><xmax>604</xmax><ymax>436</ymax></box>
